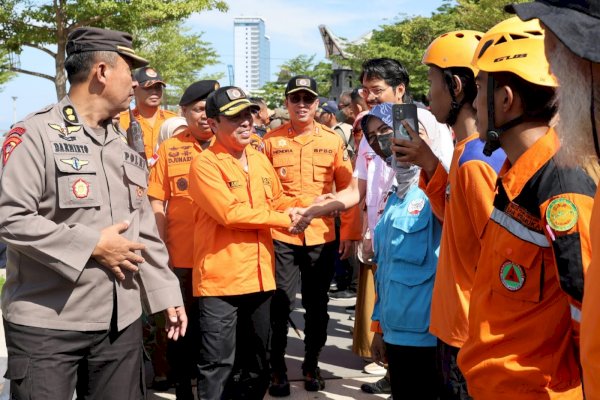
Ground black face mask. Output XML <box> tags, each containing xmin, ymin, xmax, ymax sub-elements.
<box><xmin>368</xmin><ymin>132</ymin><xmax>393</xmax><ymax>160</ymax></box>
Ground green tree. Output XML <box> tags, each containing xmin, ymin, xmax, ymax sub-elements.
<box><xmin>133</xmin><ymin>21</ymin><xmax>220</xmax><ymax>108</ymax></box>
<box><xmin>257</xmin><ymin>54</ymin><xmax>332</xmax><ymax>109</ymax></box>
<box><xmin>0</xmin><ymin>0</ymin><xmax>227</xmax><ymax>99</ymax></box>
<box><xmin>338</xmin><ymin>0</ymin><xmax>528</xmax><ymax>101</ymax></box>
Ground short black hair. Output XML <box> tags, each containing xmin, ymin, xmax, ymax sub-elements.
<box><xmin>359</xmin><ymin>58</ymin><xmax>410</xmax><ymax>90</ymax></box>
<box><xmin>492</xmin><ymin>71</ymin><xmax>556</xmax><ymax>122</ymax></box>
<box><xmin>64</xmin><ymin>50</ymin><xmax>117</xmax><ymax>85</ymax></box>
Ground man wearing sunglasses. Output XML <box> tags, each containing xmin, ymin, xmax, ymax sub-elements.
<box><xmin>120</xmin><ymin>67</ymin><xmax>178</xmax><ymax>160</ymax></box>
<box><xmin>262</xmin><ymin>75</ymin><xmax>361</xmax><ymax>395</ymax></box>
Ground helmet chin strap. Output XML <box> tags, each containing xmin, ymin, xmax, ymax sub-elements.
<box><xmin>483</xmin><ymin>74</ymin><xmax>525</xmax><ymax>156</ymax></box>
<box><xmin>590</xmin><ymin>62</ymin><xmax>600</xmax><ymax>159</ymax></box>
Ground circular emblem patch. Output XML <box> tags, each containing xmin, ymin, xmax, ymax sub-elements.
<box><xmin>279</xmin><ymin>167</ymin><xmax>287</xmax><ymax>177</ymax></box>
<box><xmin>145</xmin><ymin>68</ymin><xmax>157</xmax><ymax>78</ymax></box>
<box><xmin>72</xmin><ymin>178</ymin><xmax>90</xmax><ymax>199</ymax></box>
<box><xmin>136</xmin><ymin>186</ymin><xmax>145</xmax><ymax>198</ymax></box>
<box><xmin>546</xmin><ymin>197</ymin><xmax>578</xmax><ymax>232</ymax></box>
<box><xmin>177</xmin><ymin>177</ymin><xmax>188</xmax><ymax>191</ymax></box>
<box><xmin>499</xmin><ymin>261</ymin><xmax>526</xmax><ymax>292</ymax></box>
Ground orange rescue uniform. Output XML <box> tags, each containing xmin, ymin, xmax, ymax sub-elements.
<box><xmin>188</xmin><ymin>142</ymin><xmax>304</xmax><ymax>297</ymax></box>
<box><xmin>147</xmin><ymin>129</ymin><xmax>204</xmax><ymax>268</ymax></box>
<box><xmin>581</xmin><ymin>185</ymin><xmax>600</xmax><ymax>399</ymax></box>
<box><xmin>421</xmin><ymin>134</ymin><xmax>505</xmax><ymax>347</ymax></box>
<box><xmin>263</xmin><ymin>122</ymin><xmax>361</xmax><ymax>245</ymax></box>
<box><xmin>120</xmin><ymin>108</ymin><xmax>178</xmax><ymax>160</ymax></box>
<box><xmin>458</xmin><ymin>129</ymin><xmax>595</xmax><ymax>399</ymax></box>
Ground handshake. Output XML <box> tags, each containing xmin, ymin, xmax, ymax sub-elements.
<box><xmin>286</xmin><ymin>193</ymin><xmax>341</xmax><ymax>234</ymax></box>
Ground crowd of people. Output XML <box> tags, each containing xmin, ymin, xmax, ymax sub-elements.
<box><xmin>0</xmin><ymin>0</ymin><xmax>599</xmax><ymax>399</ymax></box>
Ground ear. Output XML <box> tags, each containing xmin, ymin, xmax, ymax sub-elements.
<box><xmin>394</xmin><ymin>84</ymin><xmax>406</xmax><ymax>102</ymax></box>
<box><xmin>500</xmin><ymin>85</ymin><xmax>515</xmax><ymax>113</ymax></box>
<box><xmin>452</xmin><ymin>75</ymin><xmax>463</xmax><ymax>99</ymax></box>
<box><xmin>95</xmin><ymin>61</ymin><xmax>109</xmax><ymax>85</ymax></box>
<box><xmin>207</xmin><ymin>118</ymin><xmax>218</xmax><ymax>134</ymax></box>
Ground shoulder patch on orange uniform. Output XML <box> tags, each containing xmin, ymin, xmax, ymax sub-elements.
<box><xmin>546</xmin><ymin>197</ymin><xmax>578</xmax><ymax>232</ymax></box>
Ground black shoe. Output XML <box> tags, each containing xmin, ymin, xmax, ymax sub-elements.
<box><xmin>360</xmin><ymin>376</ymin><xmax>392</xmax><ymax>394</ymax></box>
<box><xmin>303</xmin><ymin>367</ymin><xmax>325</xmax><ymax>392</ymax></box>
<box><xmin>268</xmin><ymin>372</ymin><xmax>290</xmax><ymax>397</ymax></box>
<box><xmin>329</xmin><ymin>289</ymin><xmax>357</xmax><ymax>300</ymax></box>
<box><xmin>151</xmin><ymin>377</ymin><xmax>171</xmax><ymax>392</ymax></box>
<box><xmin>174</xmin><ymin>383</ymin><xmax>194</xmax><ymax>400</ymax></box>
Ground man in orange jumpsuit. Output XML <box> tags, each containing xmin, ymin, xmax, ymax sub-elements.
<box><xmin>392</xmin><ymin>29</ymin><xmax>504</xmax><ymax>399</ymax></box>
<box><xmin>147</xmin><ymin>79</ymin><xmax>218</xmax><ymax>399</ymax></box>
<box><xmin>120</xmin><ymin>66</ymin><xmax>178</xmax><ymax>161</ymax></box>
<box><xmin>262</xmin><ymin>75</ymin><xmax>361</xmax><ymax>395</ymax></box>
<box><xmin>188</xmin><ymin>86</ymin><xmax>308</xmax><ymax>400</ymax></box>
<box><xmin>456</xmin><ymin>17</ymin><xmax>595</xmax><ymax>399</ymax></box>
<box><xmin>507</xmin><ymin>1</ymin><xmax>600</xmax><ymax>398</ymax></box>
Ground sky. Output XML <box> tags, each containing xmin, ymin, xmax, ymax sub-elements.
<box><xmin>0</xmin><ymin>0</ymin><xmax>444</xmax><ymax>131</ymax></box>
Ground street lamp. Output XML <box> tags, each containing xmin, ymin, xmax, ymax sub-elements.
<box><xmin>11</xmin><ymin>96</ymin><xmax>17</xmax><ymax>126</ymax></box>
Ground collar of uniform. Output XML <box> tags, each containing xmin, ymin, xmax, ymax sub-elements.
<box><xmin>500</xmin><ymin>127</ymin><xmax>559</xmax><ymax>201</ymax></box>
<box><xmin>210</xmin><ymin>140</ymin><xmax>256</xmax><ymax>160</ymax></box>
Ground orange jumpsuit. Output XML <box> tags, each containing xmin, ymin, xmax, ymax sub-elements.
<box><xmin>458</xmin><ymin>129</ymin><xmax>595</xmax><ymax>399</ymax></box>
<box><xmin>581</xmin><ymin>185</ymin><xmax>600</xmax><ymax>399</ymax></box>
<box><xmin>119</xmin><ymin>108</ymin><xmax>178</xmax><ymax>160</ymax></box>
<box><xmin>147</xmin><ymin>129</ymin><xmax>204</xmax><ymax>268</ymax></box>
<box><xmin>188</xmin><ymin>141</ymin><xmax>304</xmax><ymax>297</ymax></box>
<box><xmin>422</xmin><ymin>134</ymin><xmax>505</xmax><ymax>348</ymax></box>
<box><xmin>262</xmin><ymin>122</ymin><xmax>361</xmax><ymax>244</ymax></box>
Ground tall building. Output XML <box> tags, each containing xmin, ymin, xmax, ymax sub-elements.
<box><xmin>233</xmin><ymin>17</ymin><xmax>270</xmax><ymax>92</ymax></box>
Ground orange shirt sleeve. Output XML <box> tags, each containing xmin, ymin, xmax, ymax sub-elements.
<box><xmin>420</xmin><ymin>160</ymin><xmax>447</xmax><ymax>221</ymax></box>
<box><xmin>188</xmin><ymin>154</ymin><xmax>291</xmax><ymax>230</ymax></box>
<box><xmin>147</xmin><ymin>142</ymin><xmax>170</xmax><ymax>201</ymax></box>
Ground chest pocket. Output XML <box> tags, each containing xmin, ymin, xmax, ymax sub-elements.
<box><xmin>490</xmin><ymin>224</ymin><xmax>544</xmax><ymax>304</ymax></box>
<box><xmin>167</xmin><ymin>163</ymin><xmax>191</xmax><ymax>197</ymax></box>
<box><xmin>272</xmin><ymin>155</ymin><xmax>294</xmax><ymax>183</ymax></box>
<box><xmin>54</xmin><ymin>155</ymin><xmax>102</xmax><ymax>209</ymax></box>
<box><xmin>390</xmin><ymin>207</ymin><xmax>431</xmax><ymax>266</ymax></box>
<box><xmin>313</xmin><ymin>154</ymin><xmax>334</xmax><ymax>182</ymax></box>
<box><xmin>124</xmin><ymin>162</ymin><xmax>148</xmax><ymax>210</ymax></box>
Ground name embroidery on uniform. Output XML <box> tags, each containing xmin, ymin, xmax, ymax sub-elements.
<box><xmin>169</xmin><ymin>155</ymin><xmax>193</xmax><ymax>164</ymax></box>
<box><xmin>506</xmin><ymin>202</ymin><xmax>543</xmax><ymax>232</ymax></box>
<box><xmin>124</xmin><ymin>151</ymin><xmax>146</xmax><ymax>169</ymax></box>
<box><xmin>228</xmin><ymin>180</ymin><xmax>242</xmax><ymax>189</ymax></box>
<box><xmin>72</xmin><ymin>178</ymin><xmax>90</xmax><ymax>199</ymax></box>
<box><xmin>60</xmin><ymin>157</ymin><xmax>89</xmax><ymax>171</ymax></box>
<box><xmin>53</xmin><ymin>142</ymin><xmax>89</xmax><ymax>154</ymax></box>
<box><xmin>499</xmin><ymin>261</ymin><xmax>526</xmax><ymax>291</ymax></box>
<box><xmin>273</xmin><ymin>149</ymin><xmax>293</xmax><ymax>155</ymax></box>
<box><xmin>48</xmin><ymin>123</ymin><xmax>81</xmax><ymax>141</ymax></box>
<box><xmin>313</xmin><ymin>148</ymin><xmax>334</xmax><ymax>154</ymax></box>
<box><xmin>546</xmin><ymin>197</ymin><xmax>578</xmax><ymax>232</ymax></box>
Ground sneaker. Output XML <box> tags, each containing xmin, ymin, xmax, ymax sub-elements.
<box><xmin>303</xmin><ymin>367</ymin><xmax>325</xmax><ymax>392</ymax></box>
<box><xmin>360</xmin><ymin>376</ymin><xmax>392</xmax><ymax>394</ymax></box>
<box><xmin>329</xmin><ymin>289</ymin><xmax>357</xmax><ymax>300</ymax></box>
<box><xmin>268</xmin><ymin>372</ymin><xmax>290</xmax><ymax>397</ymax></box>
<box><xmin>363</xmin><ymin>361</ymin><xmax>386</xmax><ymax>376</ymax></box>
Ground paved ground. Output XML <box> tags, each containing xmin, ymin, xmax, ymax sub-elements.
<box><xmin>0</xmin><ymin>279</ymin><xmax>388</xmax><ymax>399</ymax></box>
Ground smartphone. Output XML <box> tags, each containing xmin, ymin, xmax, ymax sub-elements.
<box><xmin>392</xmin><ymin>103</ymin><xmax>418</xmax><ymax>141</ymax></box>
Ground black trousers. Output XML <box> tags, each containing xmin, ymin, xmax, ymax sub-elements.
<box><xmin>196</xmin><ymin>291</ymin><xmax>272</xmax><ymax>400</ymax></box>
<box><xmin>437</xmin><ymin>339</ymin><xmax>472</xmax><ymax>400</ymax></box>
<box><xmin>167</xmin><ymin>268</ymin><xmax>199</xmax><ymax>390</ymax></box>
<box><xmin>270</xmin><ymin>240</ymin><xmax>337</xmax><ymax>374</ymax></box>
<box><xmin>4</xmin><ymin>318</ymin><xmax>144</xmax><ymax>400</ymax></box>
<box><xmin>385</xmin><ymin>342</ymin><xmax>438</xmax><ymax>400</ymax></box>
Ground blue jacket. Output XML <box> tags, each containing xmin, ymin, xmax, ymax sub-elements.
<box><xmin>373</xmin><ymin>185</ymin><xmax>441</xmax><ymax>347</ymax></box>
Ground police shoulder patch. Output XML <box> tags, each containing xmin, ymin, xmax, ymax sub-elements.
<box><xmin>546</xmin><ymin>197</ymin><xmax>578</xmax><ymax>232</ymax></box>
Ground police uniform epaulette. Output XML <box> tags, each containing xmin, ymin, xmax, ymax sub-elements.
<box><xmin>22</xmin><ymin>104</ymin><xmax>54</xmax><ymax>121</ymax></box>
<box><xmin>319</xmin><ymin>124</ymin><xmax>338</xmax><ymax>136</ymax></box>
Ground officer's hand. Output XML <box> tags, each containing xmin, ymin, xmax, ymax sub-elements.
<box><xmin>391</xmin><ymin>120</ymin><xmax>438</xmax><ymax>179</ymax></box>
<box><xmin>92</xmin><ymin>220</ymin><xmax>146</xmax><ymax>281</ymax></box>
<box><xmin>339</xmin><ymin>240</ymin><xmax>355</xmax><ymax>260</ymax></box>
<box><xmin>165</xmin><ymin>306</ymin><xmax>188</xmax><ymax>341</ymax></box>
<box><xmin>371</xmin><ymin>332</ymin><xmax>387</xmax><ymax>364</ymax></box>
<box><xmin>288</xmin><ymin>207</ymin><xmax>313</xmax><ymax>234</ymax></box>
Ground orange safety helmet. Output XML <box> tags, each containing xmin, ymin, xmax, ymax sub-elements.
<box><xmin>422</xmin><ymin>30</ymin><xmax>484</xmax><ymax>75</ymax></box>
<box><xmin>471</xmin><ymin>16</ymin><xmax>557</xmax><ymax>87</ymax></box>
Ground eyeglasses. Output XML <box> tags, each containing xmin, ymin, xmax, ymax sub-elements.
<box><xmin>288</xmin><ymin>93</ymin><xmax>317</xmax><ymax>104</ymax></box>
<box><xmin>359</xmin><ymin>86</ymin><xmax>393</xmax><ymax>99</ymax></box>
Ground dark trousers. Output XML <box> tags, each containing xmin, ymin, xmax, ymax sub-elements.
<box><xmin>167</xmin><ymin>268</ymin><xmax>199</xmax><ymax>395</ymax></box>
<box><xmin>4</xmin><ymin>318</ymin><xmax>144</xmax><ymax>400</ymax></box>
<box><xmin>385</xmin><ymin>342</ymin><xmax>438</xmax><ymax>400</ymax></box>
<box><xmin>196</xmin><ymin>291</ymin><xmax>272</xmax><ymax>400</ymax></box>
<box><xmin>333</xmin><ymin>217</ymin><xmax>359</xmax><ymax>292</ymax></box>
<box><xmin>437</xmin><ymin>339</ymin><xmax>472</xmax><ymax>400</ymax></box>
<box><xmin>270</xmin><ymin>240</ymin><xmax>337</xmax><ymax>374</ymax></box>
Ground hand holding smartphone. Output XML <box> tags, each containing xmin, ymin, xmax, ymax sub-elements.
<box><xmin>392</xmin><ymin>103</ymin><xmax>418</xmax><ymax>141</ymax></box>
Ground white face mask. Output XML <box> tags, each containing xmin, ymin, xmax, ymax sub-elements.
<box><xmin>393</xmin><ymin>157</ymin><xmax>420</xmax><ymax>199</ymax></box>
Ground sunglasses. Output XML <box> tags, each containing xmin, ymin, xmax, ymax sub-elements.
<box><xmin>288</xmin><ymin>93</ymin><xmax>317</xmax><ymax>104</ymax></box>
